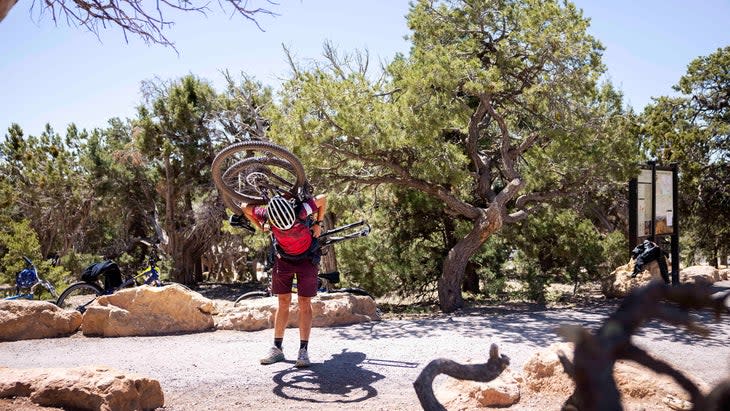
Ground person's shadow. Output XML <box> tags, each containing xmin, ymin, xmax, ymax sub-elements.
<box><xmin>272</xmin><ymin>349</ymin><xmax>385</xmax><ymax>404</ymax></box>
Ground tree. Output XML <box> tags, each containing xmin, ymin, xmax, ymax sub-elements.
<box><xmin>272</xmin><ymin>0</ymin><xmax>639</xmax><ymax>312</ymax></box>
<box><xmin>134</xmin><ymin>73</ymin><xmax>274</xmax><ymax>284</ymax></box>
<box><xmin>641</xmin><ymin>46</ymin><xmax>730</xmax><ymax>266</ymax></box>
<box><xmin>0</xmin><ymin>123</ymin><xmax>94</xmax><ymax>257</ymax></box>
<box><xmin>133</xmin><ymin>75</ymin><xmax>222</xmax><ymax>283</ymax></box>
<box><xmin>0</xmin><ymin>0</ymin><xmax>276</xmax><ymax>48</ymax></box>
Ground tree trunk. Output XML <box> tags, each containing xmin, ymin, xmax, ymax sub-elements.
<box><xmin>438</xmin><ymin>207</ymin><xmax>502</xmax><ymax>313</ymax></box>
<box><xmin>0</xmin><ymin>0</ymin><xmax>17</xmax><ymax>24</ymax></box>
<box><xmin>462</xmin><ymin>262</ymin><xmax>479</xmax><ymax>294</ymax></box>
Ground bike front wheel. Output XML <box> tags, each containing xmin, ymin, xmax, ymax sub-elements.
<box><xmin>211</xmin><ymin>141</ymin><xmax>309</xmax><ymax>207</ymax></box>
<box><xmin>56</xmin><ymin>282</ymin><xmax>104</xmax><ymax>313</ymax></box>
<box><xmin>234</xmin><ymin>291</ymin><xmax>271</xmax><ymax>306</ymax></box>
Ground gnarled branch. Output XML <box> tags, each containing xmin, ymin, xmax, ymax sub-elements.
<box><xmin>558</xmin><ymin>282</ymin><xmax>730</xmax><ymax>411</ymax></box>
<box><xmin>413</xmin><ymin>343</ymin><xmax>510</xmax><ymax>411</ymax></box>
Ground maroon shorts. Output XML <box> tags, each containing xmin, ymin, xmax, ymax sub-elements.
<box><xmin>271</xmin><ymin>257</ymin><xmax>318</xmax><ymax>297</ymax></box>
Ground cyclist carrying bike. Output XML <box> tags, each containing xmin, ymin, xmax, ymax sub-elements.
<box><xmin>240</xmin><ymin>193</ymin><xmax>328</xmax><ymax>368</ymax></box>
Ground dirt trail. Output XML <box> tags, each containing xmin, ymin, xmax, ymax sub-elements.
<box><xmin>1</xmin><ymin>289</ymin><xmax>729</xmax><ymax>410</ymax></box>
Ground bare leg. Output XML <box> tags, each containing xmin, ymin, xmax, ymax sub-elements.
<box><xmin>297</xmin><ymin>296</ymin><xmax>313</xmax><ymax>341</ymax></box>
<box><xmin>274</xmin><ymin>293</ymin><xmax>292</xmax><ymax>339</ymax></box>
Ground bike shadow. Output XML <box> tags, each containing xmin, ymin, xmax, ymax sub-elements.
<box><xmin>271</xmin><ymin>349</ymin><xmax>385</xmax><ymax>404</ymax></box>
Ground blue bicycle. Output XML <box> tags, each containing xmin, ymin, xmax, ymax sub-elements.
<box><xmin>3</xmin><ymin>256</ymin><xmax>59</xmax><ymax>302</ymax></box>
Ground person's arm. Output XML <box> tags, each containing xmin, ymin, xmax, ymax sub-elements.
<box><xmin>311</xmin><ymin>194</ymin><xmax>328</xmax><ymax>238</ymax></box>
<box><xmin>241</xmin><ymin>203</ymin><xmax>267</xmax><ymax>232</ymax></box>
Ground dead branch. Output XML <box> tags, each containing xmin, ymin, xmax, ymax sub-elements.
<box><xmin>558</xmin><ymin>282</ymin><xmax>730</xmax><ymax>411</ymax></box>
<box><xmin>413</xmin><ymin>343</ymin><xmax>510</xmax><ymax>411</ymax></box>
<box><xmin>21</xmin><ymin>0</ymin><xmax>278</xmax><ymax>49</ymax></box>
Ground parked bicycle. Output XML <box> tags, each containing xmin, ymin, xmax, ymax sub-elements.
<box><xmin>3</xmin><ymin>256</ymin><xmax>58</xmax><ymax>302</ymax></box>
<box><xmin>234</xmin><ymin>220</ymin><xmax>373</xmax><ymax>305</ymax></box>
<box><xmin>56</xmin><ymin>241</ymin><xmax>173</xmax><ymax>313</ymax></box>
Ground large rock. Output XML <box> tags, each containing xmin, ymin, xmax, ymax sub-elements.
<box><xmin>602</xmin><ymin>260</ymin><xmax>667</xmax><ymax>298</ymax></box>
<box><xmin>0</xmin><ymin>366</ymin><xmax>163</xmax><ymax>411</ymax></box>
<box><xmin>215</xmin><ymin>292</ymin><xmax>380</xmax><ymax>331</ymax></box>
<box><xmin>81</xmin><ymin>285</ymin><xmax>215</xmax><ymax>337</ymax></box>
<box><xmin>0</xmin><ymin>300</ymin><xmax>81</xmax><ymax>341</ymax></box>
<box><xmin>719</xmin><ymin>268</ymin><xmax>730</xmax><ymax>281</ymax></box>
<box><xmin>680</xmin><ymin>265</ymin><xmax>720</xmax><ymax>285</ymax></box>
<box><xmin>523</xmin><ymin>343</ymin><xmax>709</xmax><ymax>410</ymax></box>
<box><xmin>435</xmin><ymin>368</ymin><xmax>521</xmax><ymax>408</ymax></box>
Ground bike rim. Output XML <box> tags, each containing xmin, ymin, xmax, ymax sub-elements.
<box><xmin>57</xmin><ymin>283</ymin><xmax>103</xmax><ymax>312</ymax></box>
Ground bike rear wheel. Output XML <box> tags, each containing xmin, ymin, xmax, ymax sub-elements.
<box><xmin>211</xmin><ymin>141</ymin><xmax>309</xmax><ymax>207</ymax></box>
<box><xmin>234</xmin><ymin>291</ymin><xmax>270</xmax><ymax>306</ymax></box>
<box><xmin>56</xmin><ymin>282</ymin><xmax>104</xmax><ymax>313</ymax></box>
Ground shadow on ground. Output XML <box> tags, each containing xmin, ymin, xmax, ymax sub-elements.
<box><xmin>271</xmin><ymin>349</ymin><xmax>386</xmax><ymax>405</ymax></box>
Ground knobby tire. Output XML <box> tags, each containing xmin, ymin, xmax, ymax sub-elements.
<box><xmin>56</xmin><ymin>282</ymin><xmax>104</xmax><ymax>312</ymax></box>
<box><xmin>234</xmin><ymin>291</ymin><xmax>270</xmax><ymax>306</ymax></box>
<box><xmin>211</xmin><ymin>141</ymin><xmax>307</xmax><ymax>207</ymax></box>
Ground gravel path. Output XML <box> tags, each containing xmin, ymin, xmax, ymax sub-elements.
<box><xmin>1</xmin><ymin>290</ymin><xmax>729</xmax><ymax>411</ymax></box>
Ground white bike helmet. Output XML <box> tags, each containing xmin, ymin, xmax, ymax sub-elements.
<box><xmin>267</xmin><ymin>195</ymin><xmax>296</xmax><ymax>230</ymax></box>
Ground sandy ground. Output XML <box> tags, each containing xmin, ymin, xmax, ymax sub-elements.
<box><xmin>1</xmin><ymin>283</ymin><xmax>729</xmax><ymax>410</ymax></box>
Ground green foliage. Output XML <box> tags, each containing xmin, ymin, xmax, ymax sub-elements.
<box><xmin>271</xmin><ymin>0</ymin><xmax>639</xmax><ymax>311</ymax></box>
<box><xmin>470</xmin><ymin>234</ymin><xmax>512</xmax><ymax>297</ymax></box>
<box><xmin>0</xmin><ymin>219</ymin><xmax>42</xmax><ymax>285</ymax></box>
<box><xmin>641</xmin><ymin>46</ymin><xmax>730</xmax><ymax>265</ymax></box>
<box><xmin>0</xmin><ymin>123</ymin><xmax>94</xmax><ymax>256</ymax></box>
<box><xmin>502</xmin><ymin>207</ymin><xmax>618</xmax><ymax>296</ymax></box>
<box><xmin>0</xmin><ymin>219</ymin><xmax>69</xmax><ymax>295</ymax></box>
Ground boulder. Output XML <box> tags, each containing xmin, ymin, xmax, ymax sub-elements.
<box><xmin>602</xmin><ymin>260</ymin><xmax>667</xmax><ymax>298</ymax></box>
<box><xmin>719</xmin><ymin>268</ymin><xmax>729</xmax><ymax>281</ymax></box>
<box><xmin>523</xmin><ymin>343</ymin><xmax>709</xmax><ymax>410</ymax></box>
<box><xmin>81</xmin><ymin>284</ymin><xmax>215</xmax><ymax>337</ymax></box>
<box><xmin>215</xmin><ymin>292</ymin><xmax>380</xmax><ymax>331</ymax></box>
<box><xmin>435</xmin><ymin>368</ymin><xmax>521</xmax><ymax>408</ymax></box>
<box><xmin>0</xmin><ymin>300</ymin><xmax>81</xmax><ymax>341</ymax></box>
<box><xmin>0</xmin><ymin>365</ymin><xmax>163</xmax><ymax>411</ymax></box>
<box><xmin>680</xmin><ymin>266</ymin><xmax>720</xmax><ymax>285</ymax></box>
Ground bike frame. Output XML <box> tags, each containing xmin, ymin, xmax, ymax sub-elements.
<box><xmin>319</xmin><ymin>220</ymin><xmax>371</xmax><ymax>248</ymax></box>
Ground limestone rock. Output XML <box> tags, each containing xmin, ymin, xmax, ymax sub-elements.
<box><xmin>718</xmin><ymin>268</ymin><xmax>729</xmax><ymax>281</ymax></box>
<box><xmin>680</xmin><ymin>265</ymin><xmax>720</xmax><ymax>285</ymax></box>
<box><xmin>0</xmin><ymin>300</ymin><xmax>81</xmax><ymax>341</ymax></box>
<box><xmin>435</xmin><ymin>367</ymin><xmax>521</xmax><ymax>409</ymax></box>
<box><xmin>523</xmin><ymin>342</ymin><xmax>709</xmax><ymax>410</ymax></box>
<box><xmin>215</xmin><ymin>292</ymin><xmax>379</xmax><ymax>331</ymax></box>
<box><xmin>602</xmin><ymin>260</ymin><xmax>667</xmax><ymax>298</ymax></box>
<box><xmin>0</xmin><ymin>365</ymin><xmax>163</xmax><ymax>411</ymax></box>
<box><xmin>81</xmin><ymin>284</ymin><xmax>215</xmax><ymax>337</ymax></box>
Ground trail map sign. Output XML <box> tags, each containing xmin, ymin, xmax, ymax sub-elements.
<box><xmin>628</xmin><ymin>162</ymin><xmax>680</xmax><ymax>284</ymax></box>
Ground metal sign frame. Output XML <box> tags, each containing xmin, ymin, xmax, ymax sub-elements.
<box><xmin>628</xmin><ymin>161</ymin><xmax>680</xmax><ymax>284</ymax></box>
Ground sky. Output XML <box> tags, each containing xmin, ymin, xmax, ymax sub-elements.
<box><xmin>1</xmin><ymin>0</ymin><xmax>728</xmax><ymax>137</ymax></box>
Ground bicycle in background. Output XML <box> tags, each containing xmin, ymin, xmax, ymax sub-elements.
<box><xmin>3</xmin><ymin>256</ymin><xmax>58</xmax><ymax>302</ymax></box>
<box><xmin>56</xmin><ymin>240</ymin><xmax>174</xmax><ymax>313</ymax></box>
